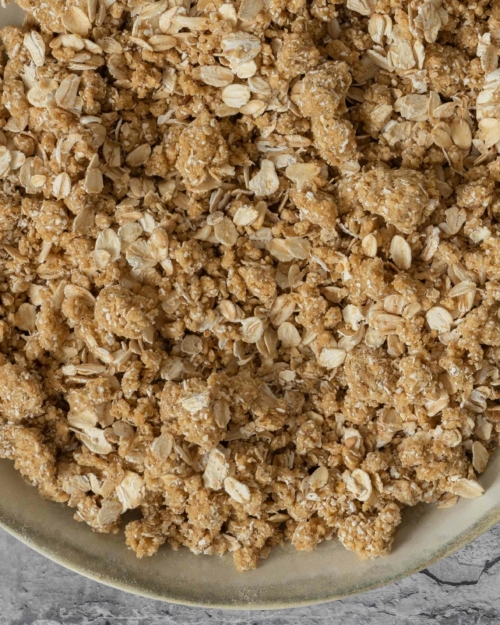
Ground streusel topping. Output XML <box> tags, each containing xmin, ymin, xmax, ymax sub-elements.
<box><xmin>0</xmin><ymin>0</ymin><xmax>498</xmax><ymax>570</ymax></box>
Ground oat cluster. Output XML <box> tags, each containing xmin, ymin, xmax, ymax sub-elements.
<box><xmin>0</xmin><ymin>0</ymin><xmax>499</xmax><ymax>572</ymax></box>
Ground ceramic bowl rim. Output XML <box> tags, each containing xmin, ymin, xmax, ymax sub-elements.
<box><xmin>1</xmin><ymin>498</ymin><xmax>500</xmax><ymax>610</ymax></box>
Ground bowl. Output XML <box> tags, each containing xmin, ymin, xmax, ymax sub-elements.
<box><xmin>1</xmin><ymin>453</ymin><xmax>499</xmax><ymax>608</ymax></box>
<box><xmin>1</xmin><ymin>2</ymin><xmax>500</xmax><ymax>609</ymax></box>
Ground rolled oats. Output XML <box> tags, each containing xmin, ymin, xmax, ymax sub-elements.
<box><xmin>390</xmin><ymin>235</ymin><xmax>412</xmax><ymax>271</ymax></box>
<box><xmin>221</xmin><ymin>84</ymin><xmax>251</xmax><ymax>109</ymax></box>
<box><xmin>224</xmin><ymin>476</ymin><xmax>251</xmax><ymax>504</ymax></box>
<box><xmin>0</xmin><ymin>0</ymin><xmax>498</xmax><ymax>574</ymax></box>
<box><xmin>62</xmin><ymin>6</ymin><xmax>91</xmax><ymax>38</ymax></box>
<box><xmin>318</xmin><ymin>348</ymin><xmax>347</xmax><ymax>369</ymax></box>
<box><xmin>198</xmin><ymin>65</ymin><xmax>234</xmax><ymax>88</ymax></box>
<box><xmin>277</xmin><ymin>321</ymin><xmax>301</xmax><ymax>348</ymax></box>
<box><xmin>448</xmin><ymin>479</ymin><xmax>485</xmax><ymax>499</ymax></box>
<box><xmin>344</xmin><ymin>469</ymin><xmax>373</xmax><ymax>502</ymax></box>
<box><xmin>426</xmin><ymin>306</ymin><xmax>454</xmax><ymax>334</ymax></box>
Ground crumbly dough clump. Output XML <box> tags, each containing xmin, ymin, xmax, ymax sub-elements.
<box><xmin>355</xmin><ymin>168</ymin><xmax>435</xmax><ymax>234</ymax></box>
<box><xmin>0</xmin><ymin>0</ymin><xmax>498</xmax><ymax>572</ymax></box>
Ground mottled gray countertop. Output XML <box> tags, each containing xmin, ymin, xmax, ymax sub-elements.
<box><xmin>2</xmin><ymin>523</ymin><xmax>500</xmax><ymax>625</ymax></box>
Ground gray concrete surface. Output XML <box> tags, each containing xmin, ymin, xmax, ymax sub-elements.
<box><xmin>2</xmin><ymin>522</ymin><xmax>500</xmax><ymax>624</ymax></box>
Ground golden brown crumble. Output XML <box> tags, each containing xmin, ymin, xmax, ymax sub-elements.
<box><xmin>0</xmin><ymin>0</ymin><xmax>499</xmax><ymax>573</ymax></box>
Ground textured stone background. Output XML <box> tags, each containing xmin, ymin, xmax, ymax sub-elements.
<box><xmin>2</xmin><ymin>522</ymin><xmax>500</xmax><ymax>625</ymax></box>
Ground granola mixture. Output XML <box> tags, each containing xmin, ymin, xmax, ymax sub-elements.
<box><xmin>0</xmin><ymin>0</ymin><xmax>499</xmax><ymax>572</ymax></box>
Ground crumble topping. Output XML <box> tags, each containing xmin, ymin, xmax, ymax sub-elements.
<box><xmin>0</xmin><ymin>0</ymin><xmax>498</xmax><ymax>572</ymax></box>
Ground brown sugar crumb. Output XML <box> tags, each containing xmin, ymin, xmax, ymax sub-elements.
<box><xmin>238</xmin><ymin>265</ymin><xmax>277</xmax><ymax>303</ymax></box>
<box><xmin>293</xmin><ymin>62</ymin><xmax>352</xmax><ymax>118</ymax></box>
<box><xmin>94</xmin><ymin>286</ymin><xmax>156</xmax><ymax>341</ymax></box>
<box><xmin>337</xmin><ymin>504</ymin><xmax>402</xmax><ymax>560</ymax></box>
<box><xmin>424</xmin><ymin>44</ymin><xmax>468</xmax><ymax>98</ymax></box>
<box><xmin>159</xmin><ymin>378</ymin><xmax>226</xmax><ymax>450</ymax></box>
<box><xmin>290</xmin><ymin>188</ymin><xmax>338</xmax><ymax>233</ymax></box>
<box><xmin>0</xmin><ymin>425</ymin><xmax>64</xmax><ymax>502</ymax></box>
<box><xmin>176</xmin><ymin>112</ymin><xmax>228</xmax><ymax>188</ymax></box>
<box><xmin>276</xmin><ymin>32</ymin><xmax>321</xmax><ymax>79</ymax></box>
<box><xmin>311</xmin><ymin>116</ymin><xmax>359</xmax><ymax>171</ymax></box>
<box><xmin>0</xmin><ymin>363</ymin><xmax>44</xmax><ymax>422</ymax></box>
<box><xmin>0</xmin><ymin>0</ymin><xmax>498</xmax><ymax>573</ymax></box>
<box><xmin>355</xmin><ymin>168</ymin><xmax>435</xmax><ymax>235</ymax></box>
